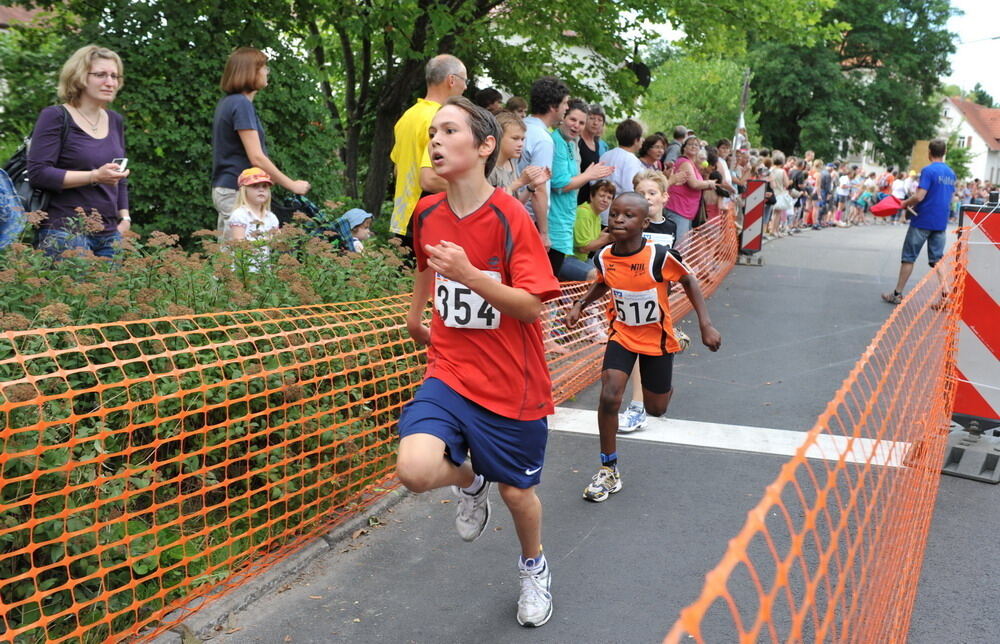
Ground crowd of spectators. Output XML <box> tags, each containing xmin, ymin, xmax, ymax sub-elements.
<box><xmin>10</xmin><ymin>45</ymin><xmax>990</xmax><ymax>275</ymax></box>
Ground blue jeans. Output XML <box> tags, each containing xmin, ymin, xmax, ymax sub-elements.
<box><xmin>901</xmin><ymin>226</ymin><xmax>946</xmax><ymax>266</ymax></box>
<box><xmin>665</xmin><ymin>209</ymin><xmax>693</xmax><ymax>245</ymax></box>
<box><xmin>38</xmin><ymin>228</ymin><xmax>122</xmax><ymax>259</ymax></box>
<box><xmin>557</xmin><ymin>255</ymin><xmax>594</xmax><ymax>282</ymax></box>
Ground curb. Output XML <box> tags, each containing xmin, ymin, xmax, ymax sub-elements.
<box><xmin>151</xmin><ymin>486</ymin><xmax>412</xmax><ymax>643</ymax></box>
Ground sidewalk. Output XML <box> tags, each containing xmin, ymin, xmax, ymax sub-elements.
<box><xmin>161</xmin><ymin>223</ymin><xmax>995</xmax><ymax>643</ymax></box>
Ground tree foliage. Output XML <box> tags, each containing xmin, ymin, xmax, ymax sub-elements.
<box><xmin>969</xmin><ymin>82</ymin><xmax>996</xmax><ymax>109</ymax></box>
<box><xmin>1</xmin><ymin>1</ymin><xmax>344</xmax><ymax>238</ymax></box>
<box><xmin>641</xmin><ymin>57</ymin><xmax>759</xmax><ymax>146</ymax></box>
<box><xmin>750</xmin><ymin>0</ymin><xmax>956</xmax><ymax>167</ymax></box>
<box><xmin>944</xmin><ymin>132</ymin><xmax>974</xmax><ymax>180</ymax></box>
<box><xmin>2</xmin><ymin>0</ymin><xmax>835</xmax><ymax>231</ymax></box>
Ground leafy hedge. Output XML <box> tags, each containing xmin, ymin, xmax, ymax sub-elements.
<box><xmin>1</xmin><ymin>293</ymin><xmax>424</xmax><ymax>641</ymax></box>
<box><xmin>0</xmin><ymin>212</ymin><xmax>411</xmax><ymax>331</ymax></box>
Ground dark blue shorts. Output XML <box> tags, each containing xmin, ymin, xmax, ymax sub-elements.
<box><xmin>398</xmin><ymin>378</ymin><xmax>548</xmax><ymax>488</ymax></box>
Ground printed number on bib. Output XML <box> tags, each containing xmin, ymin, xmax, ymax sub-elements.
<box><xmin>642</xmin><ymin>232</ymin><xmax>675</xmax><ymax>248</ymax></box>
<box><xmin>611</xmin><ymin>287</ymin><xmax>661</xmax><ymax>327</ymax></box>
<box><xmin>435</xmin><ymin>271</ymin><xmax>502</xmax><ymax>329</ymax></box>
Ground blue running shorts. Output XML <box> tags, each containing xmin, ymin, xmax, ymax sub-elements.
<box><xmin>398</xmin><ymin>378</ymin><xmax>549</xmax><ymax>488</ymax></box>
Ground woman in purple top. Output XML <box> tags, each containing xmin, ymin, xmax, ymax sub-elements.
<box><xmin>666</xmin><ymin>136</ymin><xmax>716</xmax><ymax>243</ymax></box>
<box><xmin>27</xmin><ymin>45</ymin><xmax>131</xmax><ymax>258</ymax></box>
<box><xmin>211</xmin><ymin>47</ymin><xmax>310</xmax><ymax>232</ymax></box>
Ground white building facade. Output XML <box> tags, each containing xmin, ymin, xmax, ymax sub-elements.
<box><xmin>939</xmin><ymin>96</ymin><xmax>1000</xmax><ymax>183</ymax></box>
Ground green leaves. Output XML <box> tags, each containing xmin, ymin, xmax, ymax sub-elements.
<box><xmin>642</xmin><ymin>57</ymin><xmax>760</xmax><ymax>146</ymax></box>
<box><xmin>750</xmin><ymin>0</ymin><xmax>955</xmax><ymax>165</ymax></box>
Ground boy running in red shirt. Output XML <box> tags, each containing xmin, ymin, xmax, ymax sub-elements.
<box><xmin>565</xmin><ymin>192</ymin><xmax>722</xmax><ymax>502</ymax></box>
<box><xmin>397</xmin><ymin>97</ymin><xmax>561</xmax><ymax>626</ymax></box>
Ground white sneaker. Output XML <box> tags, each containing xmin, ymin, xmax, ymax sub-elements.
<box><xmin>582</xmin><ymin>466</ymin><xmax>622</xmax><ymax>502</ymax></box>
<box><xmin>452</xmin><ymin>479</ymin><xmax>491</xmax><ymax>542</ymax></box>
<box><xmin>517</xmin><ymin>559</ymin><xmax>553</xmax><ymax>627</ymax></box>
<box><xmin>618</xmin><ymin>403</ymin><xmax>647</xmax><ymax>433</ymax></box>
<box><xmin>674</xmin><ymin>326</ymin><xmax>691</xmax><ymax>352</ymax></box>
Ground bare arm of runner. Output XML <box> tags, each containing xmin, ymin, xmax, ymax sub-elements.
<box><xmin>564</xmin><ymin>280</ymin><xmax>610</xmax><ymax>328</ymax></box>
<box><xmin>406</xmin><ymin>268</ymin><xmax>434</xmax><ymax>346</ymax></box>
<box><xmin>678</xmin><ymin>274</ymin><xmax>721</xmax><ymax>351</ymax></box>
<box><xmin>425</xmin><ymin>241</ymin><xmax>544</xmax><ymax>322</ymax></box>
<box><xmin>238</xmin><ymin>129</ymin><xmax>310</xmax><ymax>195</ymax></box>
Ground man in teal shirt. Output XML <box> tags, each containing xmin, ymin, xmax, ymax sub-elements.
<box><xmin>549</xmin><ymin>99</ymin><xmax>612</xmax><ymax>279</ymax></box>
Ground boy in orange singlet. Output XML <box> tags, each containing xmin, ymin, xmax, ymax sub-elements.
<box><xmin>564</xmin><ymin>192</ymin><xmax>722</xmax><ymax>502</ymax></box>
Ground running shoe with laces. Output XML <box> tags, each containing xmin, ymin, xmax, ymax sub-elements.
<box><xmin>516</xmin><ymin>558</ymin><xmax>553</xmax><ymax>627</ymax></box>
<box><xmin>452</xmin><ymin>479</ymin><xmax>491</xmax><ymax>542</ymax></box>
<box><xmin>583</xmin><ymin>466</ymin><xmax>622</xmax><ymax>502</ymax></box>
<box><xmin>674</xmin><ymin>326</ymin><xmax>691</xmax><ymax>352</ymax></box>
<box><xmin>618</xmin><ymin>402</ymin><xmax>647</xmax><ymax>433</ymax></box>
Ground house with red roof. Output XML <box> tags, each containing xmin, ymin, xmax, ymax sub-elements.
<box><xmin>939</xmin><ymin>96</ymin><xmax>1000</xmax><ymax>183</ymax></box>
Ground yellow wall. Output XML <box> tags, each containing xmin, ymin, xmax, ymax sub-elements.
<box><xmin>909</xmin><ymin>140</ymin><xmax>929</xmax><ymax>172</ymax></box>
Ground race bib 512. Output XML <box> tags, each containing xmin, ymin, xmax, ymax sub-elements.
<box><xmin>611</xmin><ymin>287</ymin><xmax>661</xmax><ymax>326</ymax></box>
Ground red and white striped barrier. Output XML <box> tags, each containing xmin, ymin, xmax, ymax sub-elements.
<box><xmin>740</xmin><ymin>179</ymin><xmax>765</xmax><ymax>256</ymax></box>
<box><xmin>954</xmin><ymin>205</ymin><xmax>1000</xmax><ymax>428</ymax></box>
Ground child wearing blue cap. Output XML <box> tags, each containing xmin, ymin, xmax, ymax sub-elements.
<box><xmin>335</xmin><ymin>207</ymin><xmax>374</xmax><ymax>252</ymax></box>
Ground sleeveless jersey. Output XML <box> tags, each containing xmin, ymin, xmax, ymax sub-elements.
<box><xmin>594</xmin><ymin>240</ymin><xmax>691</xmax><ymax>355</ymax></box>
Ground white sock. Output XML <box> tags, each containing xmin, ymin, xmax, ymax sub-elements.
<box><xmin>460</xmin><ymin>474</ymin><xmax>485</xmax><ymax>495</ymax></box>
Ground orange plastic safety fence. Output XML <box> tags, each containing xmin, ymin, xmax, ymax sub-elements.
<box><xmin>665</xmin><ymin>233</ymin><xmax>968</xmax><ymax>644</ymax></box>
<box><xmin>0</xmin><ymin>216</ymin><xmax>737</xmax><ymax>643</ymax></box>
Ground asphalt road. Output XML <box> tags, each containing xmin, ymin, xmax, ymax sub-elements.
<box><xmin>203</xmin><ymin>222</ymin><xmax>997</xmax><ymax>643</ymax></box>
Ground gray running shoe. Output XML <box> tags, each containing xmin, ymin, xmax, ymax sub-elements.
<box><xmin>517</xmin><ymin>560</ymin><xmax>553</xmax><ymax>627</ymax></box>
<box><xmin>583</xmin><ymin>466</ymin><xmax>622</xmax><ymax>502</ymax></box>
<box><xmin>452</xmin><ymin>480</ymin><xmax>491</xmax><ymax>542</ymax></box>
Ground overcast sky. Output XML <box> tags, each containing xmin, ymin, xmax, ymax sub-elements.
<box><xmin>945</xmin><ymin>0</ymin><xmax>999</xmax><ymax>99</ymax></box>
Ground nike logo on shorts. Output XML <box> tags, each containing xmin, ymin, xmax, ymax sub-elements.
<box><xmin>524</xmin><ymin>466</ymin><xmax>542</xmax><ymax>476</ymax></box>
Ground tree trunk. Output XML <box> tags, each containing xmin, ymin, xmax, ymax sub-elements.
<box><xmin>361</xmin><ymin>62</ymin><xmax>425</xmax><ymax>216</ymax></box>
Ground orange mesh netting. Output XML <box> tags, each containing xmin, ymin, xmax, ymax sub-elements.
<box><xmin>0</xmin><ymin>215</ymin><xmax>736</xmax><ymax>642</ymax></box>
<box><xmin>665</xmin><ymin>232</ymin><xmax>968</xmax><ymax>644</ymax></box>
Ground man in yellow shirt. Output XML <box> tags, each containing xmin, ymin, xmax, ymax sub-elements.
<box><xmin>390</xmin><ymin>54</ymin><xmax>468</xmax><ymax>251</ymax></box>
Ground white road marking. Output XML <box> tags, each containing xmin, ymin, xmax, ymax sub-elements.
<box><xmin>549</xmin><ymin>407</ymin><xmax>909</xmax><ymax>467</ymax></box>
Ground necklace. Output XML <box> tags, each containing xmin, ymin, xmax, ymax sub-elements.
<box><xmin>73</xmin><ymin>106</ymin><xmax>102</xmax><ymax>133</ymax></box>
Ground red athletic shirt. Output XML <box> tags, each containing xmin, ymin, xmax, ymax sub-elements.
<box><xmin>413</xmin><ymin>188</ymin><xmax>561</xmax><ymax>420</ymax></box>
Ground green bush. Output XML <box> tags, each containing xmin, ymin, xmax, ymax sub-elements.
<box><xmin>0</xmin><ymin>222</ymin><xmax>422</xmax><ymax>640</ymax></box>
<box><xmin>0</xmin><ymin>212</ymin><xmax>412</xmax><ymax>331</ymax></box>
